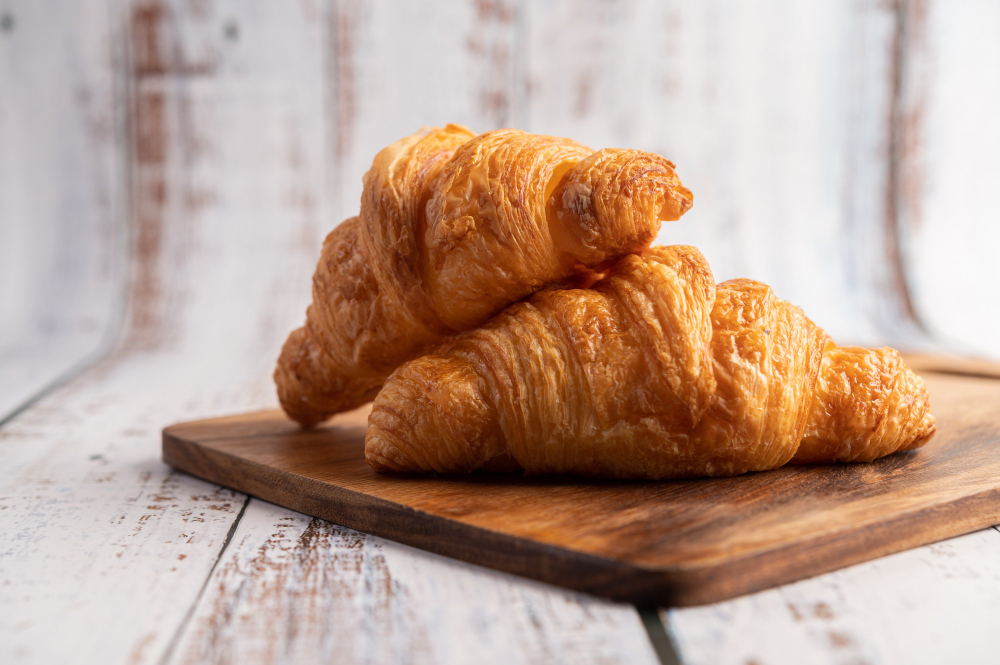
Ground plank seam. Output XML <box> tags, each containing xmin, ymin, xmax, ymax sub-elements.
<box><xmin>156</xmin><ymin>493</ymin><xmax>252</xmax><ymax>665</ymax></box>
<box><xmin>884</xmin><ymin>0</ymin><xmax>927</xmax><ymax>336</ymax></box>
<box><xmin>0</xmin><ymin>0</ymin><xmax>132</xmax><ymax>432</ymax></box>
<box><xmin>639</xmin><ymin>606</ymin><xmax>682</xmax><ymax>665</ymax></box>
<box><xmin>0</xmin><ymin>344</ymin><xmax>117</xmax><ymax>431</ymax></box>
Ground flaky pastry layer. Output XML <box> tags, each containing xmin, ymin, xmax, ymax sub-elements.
<box><xmin>275</xmin><ymin>125</ymin><xmax>693</xmax><ymax>425</ymax></box>
<box><xmin>366</xmin><ymin>246</ymin><xmax>935</xmax><ymax>479</ymax></box>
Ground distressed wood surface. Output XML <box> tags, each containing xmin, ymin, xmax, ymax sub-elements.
<box><xmin>167</xmin><ymin>499</ymin><xmax>657</xmax><ymax>665</ymax></box>
<box><xmin>2</xmin><ymin>0</ymin><xmax>999</xmax><ymax>663</ymax></box>
<box><xmin>668</xmin><ymin>526</ymin><xmax>1000</xmax><ymax>665</ymax></box>
<box><xmin>161</xmin><ymin>366</ymin><xmax>1000</xmax><ymax>607</ymax></box>
<box><xmin>1</xmin><ymin>3</ymin><xmax>326</xmax><ymax>662</ymax></box>
<box><xmin>525</xmin><ymin>0</ymin><xmax>899</xmax><ymax>346</ymax></box>
<box><xmin>903</xmin><ymin>0</ymin><xmax>1000</xmax><ymax>358</ymax></box>
<box><xmin>0</xmin><ymin>1</ymin><xmax>124</xmax><ymax>419</ymax></box>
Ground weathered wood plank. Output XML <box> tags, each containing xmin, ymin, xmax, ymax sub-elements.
<box><xmin>118</xmin><ymin>0</ymin><xmax>328</xmax><ymax>350</ymax></box>
<box><xmin>667</xmin><ymin>527</ymin><xmax>1000</xmax><ymax>665</ymax></box>
<box><xmin>168</xmin><ymin>499</ymin><xmax>658</xmax><ymax>665</ymax></box>
<box><xmin>1</xmin><ymin>1</ymin><xmax>328</xmax><ymax>662</ymax></box>
<box><xmin>0</xmin><ymin>1</ymin><xmax>124</xmax><ymax>419</ymax></box>
<box><xmin>0</xmin><ymin>394</ymin><xmax>248</xmax><ymax>663</ymax></box>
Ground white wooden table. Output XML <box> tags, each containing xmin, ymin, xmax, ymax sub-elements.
<box><xmin>2</xmin><ymin>2</ymin><xmax>998</xmax><ymax>663</ymax></box>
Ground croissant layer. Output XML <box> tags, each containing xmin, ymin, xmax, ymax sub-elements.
<box><xmin>275</xmin><ymin>125</ymin><xmax>693</xmax><ymax>425</ymax></box>
<box><xmin>366</xmin><ymin>246</ymin><xmax>935</xmax><ymax>479</ymax></box>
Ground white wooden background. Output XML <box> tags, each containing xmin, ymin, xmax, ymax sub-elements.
<box><xmin>1</xmin><ymin>1</ymin><xmax>998</xmax><ymax>664</ymax></box>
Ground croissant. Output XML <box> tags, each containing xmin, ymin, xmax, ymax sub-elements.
<box><xmin>365</xmin><ymin>245</ymin><xmax>935</xmax><ymax>478</ymax></box>
<box><xmin>275</xmin><ymin>125</ymin><xmax>693</xmax><ymax>426</ymax></box>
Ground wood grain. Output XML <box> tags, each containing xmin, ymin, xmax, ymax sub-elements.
<box><xmin>667</xmin><ymin>526</ymin><xmax>1000</xmax><ymax>665</ymax></box>
<box><xmin>164</xmin><ymin>370</ymin><xmax>1000</xmax><ymax>607</ymax></box>
<box><xmin>167</xmin><ymin>498</ymin><xmax>659</xmax><ymax>665</ymax></box>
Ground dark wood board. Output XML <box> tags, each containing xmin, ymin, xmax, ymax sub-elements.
<box><xmin>163</xmin><ymin>369</ymin><xmax>1000</xmax><ymax>607</ymax></box>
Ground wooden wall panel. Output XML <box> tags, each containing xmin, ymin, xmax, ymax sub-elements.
<box><xmin>0</xmin><ymin>1</ymin><xmax>332</xmax><ymax>662</ymax></box>
<box><xmin>0</xmin><ymin>1</ymin><xmax>124</xmax><ymax>418</ymax></box>
<box><xmin>327</xmin><ymin>0</ymin><xmax>521</xmax><ymax>224</ymax></box>
<box><xmin>524</xmin><ymin>0</ymin><xmax>916</xmax><ymax>346</ymax></box>
<box><xmin>120</xmin><ymin>0</ymin><xmax>330</xmax><ymax>353</ymax></box>
<box><xmin>904</xmin><ymin>0</ymin><xmax>1000</xmax><ymax>357</ymax></box>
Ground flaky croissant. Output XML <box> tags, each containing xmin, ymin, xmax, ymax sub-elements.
<box><xmin>275</xmin><ymin>125</ymin><xmax>693</xmax><ymax>426</ymax></box>
<box><xmin>366</xmin><ymin>246</ymin><xmax>935</xmax><ymax>479</ymax></box>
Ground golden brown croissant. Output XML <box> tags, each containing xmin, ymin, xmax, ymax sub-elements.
<box><xmin>275</xmin><ymin>125</ymin><xmax>693</xmax><ymax>426</ymax></box>
<box><xmin>365</xmin><ymin>246</ymin><xmax>935</xmax><ymax>479</ymax></box>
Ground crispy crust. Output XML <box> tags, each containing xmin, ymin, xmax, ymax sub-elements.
<box><xmin>366</xmin><ymin>247</ymin><xmax>934</xmax><ymax>479</ymax></box>
<box><xmin>275</xmin><ymin>125</ymin><xmax>693</xmax><ymax>426</ymax></box>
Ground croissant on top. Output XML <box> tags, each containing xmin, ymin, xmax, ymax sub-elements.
<box><xmin>366</xmin><ymin>245</ymin><xmax>936</xmax><ymax>479</ymax></box>
<box><xmin>275</xmin><ymin>125</ymin><xmax>693</xmax><ymax>426</ymax></box>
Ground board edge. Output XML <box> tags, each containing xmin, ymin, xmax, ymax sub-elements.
<box><xmin>161</xmin><ymin>417</ymin><xmax>1000</xmax><ymax>606</ymax></box>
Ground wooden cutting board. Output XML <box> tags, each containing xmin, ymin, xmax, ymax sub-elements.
<box><xmin>163</xmin><ymin>365</ymin><xmax>1000</xmax><ymax>607</ymax></box>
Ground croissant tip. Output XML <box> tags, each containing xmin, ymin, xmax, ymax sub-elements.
<box><xmin>662</xmin><ymin>186</ymin><xmax>694</xmax><ymax>222</ymax></box>
<box><xmin>907</xmin><ymin>413</ymin><xmax>937</xmax><ymax>450</ymax></box>
<box><xmin>365</xmin><ymin>448</ymin><xmax>404</xmax><ymax>473</ymax></box>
